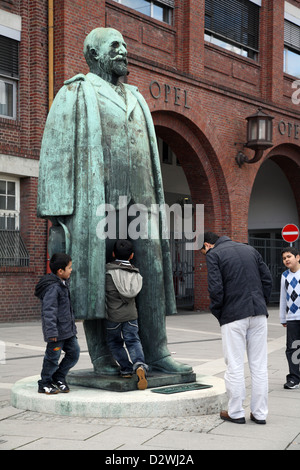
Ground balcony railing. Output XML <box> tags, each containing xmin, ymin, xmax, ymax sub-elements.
<box><xmin>0</xmin><ymin>215</ymin><xmax>30</xmax><ymax>267</ymax></box>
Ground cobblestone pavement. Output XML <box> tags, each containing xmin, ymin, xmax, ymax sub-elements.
<box><xmin>1</xmin><ymin>309</ymin><xmax>300</xmax><ymax>450</ymax></box>
<box><xmin>3</xmin><ymin>405</ymin><xmax>222</xmax><ymax>434</ymax></box>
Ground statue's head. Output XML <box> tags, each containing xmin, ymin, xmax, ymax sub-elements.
<box><xmin>83</xmin><ymin>27</ymin><xmax>128</xmax><ymax>81</ymax></box>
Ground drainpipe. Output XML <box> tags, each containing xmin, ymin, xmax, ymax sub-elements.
<box><xmin>48</xmin><ymin>0</ymin><xmax>54</xmax><ymax>109</ymax></box>
<box><xmin>46</xmin><ymin>0</ymin><xmax>54</xmax><ymax>273</ymax></box>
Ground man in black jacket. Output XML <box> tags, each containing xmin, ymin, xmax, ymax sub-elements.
<box><xmin>201</xmin><ymin>232</ymin><xmax>272</xmax><ymax>425</ymax></box>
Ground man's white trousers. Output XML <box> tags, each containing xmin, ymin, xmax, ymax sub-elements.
<box><xmin>221</xmin><ymin>315</ymin><xmax>268</xmax><ymax>420</ymax></box>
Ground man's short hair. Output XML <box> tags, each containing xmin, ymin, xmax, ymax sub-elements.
<box><xmin>203</xmin><ymin>232</ymin><xmax>220</xmax><ymax>246</ymax></box>
<box><xmin>113</xmin><ymin>239</ymin><xmax>134</xmax><ymax>260</ymax></box>
<box><xmin>50</xmin><ymin>253</ymin><xmax>72</xmax><ymax>274</ymax></box>
<box><xmin>83</xmin><ymin>27</ymin><xmax>121</xmax><ymax>69</ymax></box>
<box><xmin>281</xmin><ymin>246</ymin><xmax>300</xmax><ymax>257</ymax></box>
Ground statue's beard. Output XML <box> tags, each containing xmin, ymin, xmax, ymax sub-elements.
<box><xmin>98</xmin><ymin>55</ymin><xmax>128</xmax><ymax>80</ymax></box>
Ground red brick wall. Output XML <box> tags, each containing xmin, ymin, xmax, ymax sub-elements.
<box><xmin>0</xmin><ymin>0</ymin><xmax>48</xmax><ymax>322</ymax></box>
<box><xmin>104</xmin><ymin>0</ymin><xmax>300</xmax><ymax>309</ymax></box>
<box><xmin>1</xmin><ymin>0</ymin><xmax>300</xmax><ymax>319</ymax></box>
<box><xmin>0</xmin><ymin>177</ymin><xmax>47</xmax><ymax>322</ymax></box>
<box><xmin>53</xmin><ymin>0</ymin><xmax>106</xmax><ymax>92</ymax></box>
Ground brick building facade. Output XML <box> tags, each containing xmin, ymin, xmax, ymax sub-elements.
<box><xmin>0</xmin><ymin>0</ymin><xmax>299</xmax><ymax>321</ymax></box>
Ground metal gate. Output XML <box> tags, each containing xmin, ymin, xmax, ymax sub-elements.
<box><xmin>169</xmin><ymin>234</ymin><xmax>194</xmax><ymax>309</ymax></box>
<box><xmin>249</xmin><ymin>237</ymin><xmax>300</xmax><ymax>303</ymax></box>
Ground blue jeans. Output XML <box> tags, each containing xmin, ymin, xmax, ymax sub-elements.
<box><xmin>105</xmin><ymin>319</ymin><xmax>148</xmax><ymax>375</ymax></box>
<box><xmin>38</xmin><ymin>336</ymin><xmax>80</xmax><ymax>387</ymax></box>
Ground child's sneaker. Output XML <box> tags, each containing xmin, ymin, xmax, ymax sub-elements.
<box><xmin>136</xmin><ymin>366</ymin><xmax>148</xmax><ymax>390</ymax></box>
<box><xmin>52</xmin><ymin>380</ymin><xmax>70</xmax><ymax>393</ymax></box>
<box><xmin>38</xmin><ymin>385</ymin><xmax>60</xmax><ymax>395</ymax></box>
<box><xmin>284</xmin><ymin>380</ymin><xmax>300</xmax><ymax>389</ymax></box>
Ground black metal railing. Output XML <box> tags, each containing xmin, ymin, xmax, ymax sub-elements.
<box><xmin>170</xmin><ymin>233</ymin><xmax>194</xmax><ymax>309</ymax></box>
<box><xmin>249</xmin><ymin>237</ymin><xmax>300</xmax><ymax>303</ymax></box>
<box><xmin>0</xmin><ymin>229</ymin><xmax>30</xmax><ymax>267</ymax></box>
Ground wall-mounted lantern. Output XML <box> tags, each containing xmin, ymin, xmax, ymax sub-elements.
<box><xmin>235</xmin><ymin>107</ymin><xmax>274</xmax><ymax>167</ymax></box>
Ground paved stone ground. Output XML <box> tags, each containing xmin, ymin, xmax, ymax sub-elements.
<box><xmin>4</xmin><ymin>406</ymin><xmax>221</xmax><ymax>433</ymax></box>
<box><xmin>1</xmin><ymin>309</ymin><xmax>300</xmax><ymax>450</ymax></box>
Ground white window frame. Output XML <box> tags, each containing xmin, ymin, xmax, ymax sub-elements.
<box><xmin>0</xmin><ymin>11</ymin><xmax>21</xmax><ymax>121</ymax></box>
<box><xmin>284</xmin><ymin>5</ymin><xmax>300</xmax><ymax>78</ymax></box>
<box><xmin>0</xmin><ymin>75</ymin><xmax>17</xmax><ymax>120</ymax></box>
<box><xmin>284</xmin><ymin>47</ymin><xmax>300</xmax><ymax>78</ymax></box>
<box><xmin>0</xmin><ymin>175</ymin><xmax>20</xmax><ymax>230</ymax></box>
<box><xmin>204</xmin><ymin>0</ymin><xmax>261</xmax><ymax>61</ymax></box>
<box><xmin>114</xmin><ymin>0</ymin><xmax>173</xmax><ymax>25</ymax></box>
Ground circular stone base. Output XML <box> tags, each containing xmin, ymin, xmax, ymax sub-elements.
<box><xmin>11</xmin><ymin>375</ymin><xmax>227</xmax><ymax>418</ymax></box>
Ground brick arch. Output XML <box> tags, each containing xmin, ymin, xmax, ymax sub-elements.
<box><xmin>152</xmin><ymin>110</ymin><xmax>231</xmax><ymax>310</ymax></box>
<box><xmin>266</xmin><ymin>143</ymin><xmax>300</xmax><ymax>225</ymax></box>
<box><xmin>152</xmin><ymin>110</ymin><xmax>231</xmax><ymax>235</ymax></box>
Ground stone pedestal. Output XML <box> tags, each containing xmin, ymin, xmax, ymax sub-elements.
<box><xmin>11</xmin><ymin>374</ymin><xmax>227</xmax><ymax>418</ymax></box>
<box><xmin>67</xmin><ymin>369</ymin><xmax>197</xmax><ymax>392</ymax></box>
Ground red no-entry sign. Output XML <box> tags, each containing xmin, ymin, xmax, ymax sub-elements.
<box><xmin>282</xmin><ymin>224</ymin><xmax>300</xmax><ymax>244</ymax></box>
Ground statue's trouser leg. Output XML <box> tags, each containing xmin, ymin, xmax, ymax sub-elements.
<box><xmin>82</xmin><ymin>234</ymin><xmax>126</xmax><ymax>376</ymax></box>
<box><xmin>133</xmin><ymin>237</ymin><xmax>192</xmax><ymax>374</ymax></box>
<box><xmin>133</xmin><ymin>237</ymin><xmax>170</xmax><ymax>363</ymax></box>
<box><xmin>83</xmin><ymin>319</ymin><xmax>119</xmax><ymax>375</ymax></box>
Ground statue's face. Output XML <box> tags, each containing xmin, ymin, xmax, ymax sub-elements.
<box><xmin>98</xmin><ymin>30</ymin><xmax>128</xmax><ymax>78</ymax></box>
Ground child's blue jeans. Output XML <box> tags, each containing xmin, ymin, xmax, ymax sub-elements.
<box><xmin>105</xmin><ymin>319</ymin><xmax>148</xmax><ymax>375</ymax></box>
<box><xmin>38</xmin><ymin>335</ymin><xmax>80</xmax><ymax>387</ymax></box>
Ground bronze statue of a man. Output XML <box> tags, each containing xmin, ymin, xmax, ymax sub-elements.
<box><xmin>37</xmin><ymin>27</ymin><xmax>192</xmax><ymax>375</ymax></box>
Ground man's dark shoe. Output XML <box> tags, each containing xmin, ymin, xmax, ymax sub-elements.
<box><xmin>220</xmin><ymin>410</ymin><xmax>246</xmax><ymax>424</ymax></box>
<box><xmin>250</xmin><ymin>412</ymin><xmax>266</xmax><ymax>425</ymax></box>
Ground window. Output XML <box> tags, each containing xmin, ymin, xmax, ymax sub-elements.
<box><xmin>205</xmin><ymin>0</ymin><xmax>260</xmax><ymax>60</ymax></box>
<box><xmin>0</xmin><ymin>177</ymin><xmax>30</xmax><ymax>267</ymax></box>
<box><xmin>0</xmin><ymin>77</ymin><xmax>16</xmax><ymax>118</ymax></box>
<box><xmin>0</xmin><ymin>35</ymin><xmax>19</xmax><ymax>119</ymax></box>
<box><xmin>0</xmin><ymin>177</ymin><xmax>20</xmax><ymax>230</ymax></box>
<box><xmin>114</xmin><ymin>0</ymin><xmax>173</xmax><ymax>25</ymax></box>
<box><xmin>284</xmin><ymin>20</ymin><xmax>300</xmax><ymax>78</ymax></box>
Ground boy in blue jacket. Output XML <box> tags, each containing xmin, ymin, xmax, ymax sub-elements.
<box><xmin>35</xmin><ymin>253</ymin><xmax>80</xmax><ymax>394</ymax></box>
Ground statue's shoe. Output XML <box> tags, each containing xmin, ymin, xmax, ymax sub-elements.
<box><xmin>149</xmin><ymin>356</ymin><xmax>193</xmax><ymax>375</ymax></box>
<box><xmin>92</xmin><ymin>355</ymin><xmax>120</xmax><ymax>376</ymax></box>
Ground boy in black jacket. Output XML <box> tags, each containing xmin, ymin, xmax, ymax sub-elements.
<box><xmin>35</xmin><ymin>253</ymin><xmax>80</xmax><ymax>394</ymax></box>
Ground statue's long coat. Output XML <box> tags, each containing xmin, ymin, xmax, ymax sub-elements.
<box><xmin>37</xmin><ymin>73</ymin><xmax>176</xmax><ymax>321</ymax></box>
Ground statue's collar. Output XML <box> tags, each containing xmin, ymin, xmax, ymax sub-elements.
<box><xmin>86</xmin><ymin>73</ymin><xmax>137</xmax><ymax>115</ymax></box>
<box><xmin>86</xmin><ymin>72</ymin><xmax>112</xmax><ymax>87</ymax></box>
